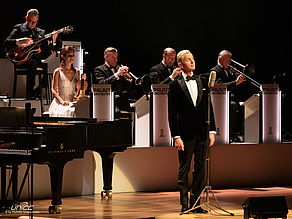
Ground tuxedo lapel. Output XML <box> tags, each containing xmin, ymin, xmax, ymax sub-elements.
<box><xmin>177</xmin><ymin>76</ymin><xmax>193</xmax><ymax>106</ymax></box>
<box><xmin>195</xmin><ymin>76</ymin><xmax>203</xmax><ymax>106</ymax></box>
<box><xmin>102</xmin><ymin>64</ymin><xmax>114</xmax><ymax>77</ymax></box>
<box><xmin>158</xmin><ymin>63</ymin><xmax>170</xmax><ymax>78</ymax></box>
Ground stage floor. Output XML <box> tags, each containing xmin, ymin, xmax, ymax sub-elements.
<box><xmin>0</xmin><ymin>187</ymin><xmax>291</xmax><ymax>219</ymax></box>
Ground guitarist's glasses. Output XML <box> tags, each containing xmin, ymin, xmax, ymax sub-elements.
<box><xmin>27</xmin><ymin>19</ymin><xmax>38</xmax><ymax>25</ymax></box>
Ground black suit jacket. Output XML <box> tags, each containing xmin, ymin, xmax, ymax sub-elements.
<box><xmin>149</xmin><ymin>62</ymin><xmax>177</xmax><ymax>84</ymax></box>
<box><xmin>92</xmin><ymin>63</ymin><xmax>132</xmax><ymax>94</ymax></box>
<box><xmin>4</xmin><ymin>23</ymin><xmax>53</xmax><ymax>60</ymax></box>
<box><xmin>168</xmin><ymin>74</ymin><xmax>216</xmax><ymax>141</ymax></box>
<box><xmin>209</xmin><ymin>64</ymin><xmax>237</xmax><ymax>91</ymax></box>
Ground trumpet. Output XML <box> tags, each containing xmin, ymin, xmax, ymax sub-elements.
<box><xmin>228</xmin><ymin>59</ymin><xmax>261</xmax><ymax>89</ymax></box>
<box><xmin>120</xmin><ymin>65</ymin><xmax>144</xmax><ymax>86</ymax></box>
<box><xmin>122</xmin><ymin>71</ymin><xmax>133</xmax><ymax>83</ymax></box>
<box><xmin>128</xmin><ymin>71</ymin><xmax>144</xmax><ymax>86</ymax></box>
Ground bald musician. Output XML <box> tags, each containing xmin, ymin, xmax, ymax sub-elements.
<box><xmin>149</xmin><ymin>47</ymin><xmax>182</xmax><ymax>84</ymax></box>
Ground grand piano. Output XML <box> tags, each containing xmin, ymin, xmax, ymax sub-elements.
<box><xmin>0</xmin><ymin>106</ymin><xmax>132</xmax><ymax>214</ymax></box>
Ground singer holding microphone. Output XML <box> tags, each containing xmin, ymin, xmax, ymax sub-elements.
<box><xmin>168</xmin><ymin>50</ymin><xmax>216</xmax><ymax>215</ymax></box>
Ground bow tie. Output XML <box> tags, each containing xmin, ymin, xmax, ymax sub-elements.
<box><xmin>185</xmin><ymin>75</ymin><xmax>196</xmax><ymax>82</ymax></box>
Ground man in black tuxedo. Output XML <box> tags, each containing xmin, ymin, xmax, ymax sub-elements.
<box><xmin>4</xmin><ymin>9</ymin><xmax>58</xmax><ymax>99</ymax></box>
<box><xmin>92</xmin><ymin>47</ymin><xmax>133</xmax><ymax>110</ymax></box>
<box><xmin>149</xmin><ymin>48</ymin><xmax>181</xmax><ymax>84</ymax></box>
<box><xmin>168</xmin><ymin>50</ymin><xmax>216</xmax><ymax>215</ymax></box>
<box><xmin>209</xmin><ymin>50</ymin><xmax>245</xmax><ymax>142</ymax></box>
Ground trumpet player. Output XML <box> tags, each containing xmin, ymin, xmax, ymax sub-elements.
<box><xmin>92</xmin><ymin>47</ymin><xmax>133</xmax><ymax>109</ymax></box>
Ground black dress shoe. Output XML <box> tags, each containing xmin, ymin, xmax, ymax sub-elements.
<box><xmin>179</xmin><ymin>205</ymin><xmax>189</xmax><ymax>215</ymax></box>
<box><xmin>189</xmin><ymin>207</ymin><xmax>208</xmax><ymax>214</ymax></box>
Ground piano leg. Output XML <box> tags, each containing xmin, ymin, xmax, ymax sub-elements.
<box><xmin>100</xmin><ymin>152</ymin><xmax>115</xmax><ymax>199</ymax></box>
<box><xmin>11</xmin><ymin>165</ymin><xmax>18</xmax><ymax>203</ymax></box>
<box><xmin>48</xmin><ymin>162</ymin><xmax>65</xmax><ymax>214</ymax></box>
<box><xmin>1</xmin><ymin>165</ymin><xmax>6</xmax><ymax>201</ymax></box>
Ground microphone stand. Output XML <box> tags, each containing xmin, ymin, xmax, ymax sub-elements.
<box><xmin>183</xmin><ymin>84</ymin><xmax>234</xmax><ymax>216</ymax></box>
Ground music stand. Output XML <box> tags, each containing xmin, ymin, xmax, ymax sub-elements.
<box><xmin>183</xmin><ymin>85</ymin><xmax>234</xmax><ymax>216</ymax></box>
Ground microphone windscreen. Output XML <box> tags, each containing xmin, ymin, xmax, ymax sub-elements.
<box><xmin>208</xmin><ymin>71</ymin><xmax>216</xmax><ymax>87</ymax></box>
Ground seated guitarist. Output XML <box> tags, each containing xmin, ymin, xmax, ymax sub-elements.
<box><xmin>4</xmin><ymin>9</ymin><xmax>58</xmax><ymax>99</ymax></box>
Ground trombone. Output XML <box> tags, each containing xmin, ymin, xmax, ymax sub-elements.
<box><xmin>228</xmin><ymin>59</ymin><xmax>261</xmax><ymax>89</ymax></box>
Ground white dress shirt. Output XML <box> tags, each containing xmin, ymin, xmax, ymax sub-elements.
<box><xmin>182</xmin><ymin>72</ymin><xmax>198</xmax><ymax>106</ymax></box>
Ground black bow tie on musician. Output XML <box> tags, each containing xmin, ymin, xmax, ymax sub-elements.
<box><xmin>185</xmin><ymin>75</ymin><xmax>196</xmax><ymax>82</ymax></box>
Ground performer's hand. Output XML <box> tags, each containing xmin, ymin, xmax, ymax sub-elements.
<box><xmin>209</xmin><ymin>133</ymin><xmax>215</xmax><ymax>147</ymax></box>
<box><xmin>61</xmin><ymin>100</ymin><xmax>69</xmax><ymax>106</ymax></box>
<box><xmin>236</xmin><ymin>74</ymin><xmax>246</xmax><ymax>85</ymax></box>
<box><xmin>52</xmin><ymin>31</ymin><xmax>58</xmax><ymax>44</ymax></box>
<box><xmin>174</xmin><ymin>137</ymin><xmax>184</xmax><ymax>151</ymax></box>
<box><xmin>117</xmin><ymin>66</ymin><xmax>129</xmax><ymax>77</ymax></box>
<box><xmin>171</xmin><ymin>67</ymin><xmax>182</xmax><ymax>80</ymax></box>
<box><xmin>17</xmin><ymin>37</ymin><xmax>33</xmax><ymax>48</ymax></box>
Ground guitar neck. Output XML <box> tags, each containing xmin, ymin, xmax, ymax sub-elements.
<box><xmin>32</xmin><ymin>33</ymin><xmax>55</xmax><ymax>45</ymax></box>
<box><xmin>43</xmin><ymin>28</ymin><xmax>64</xmax><ymax>39</ymax></box>
<box><xmin>33</xmin><ymin>27</ymin><xmax>70</xmax><ymax>44</ymax></box>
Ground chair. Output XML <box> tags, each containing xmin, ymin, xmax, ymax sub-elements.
<box><xmin>12</xmin><ymin>63</ymin><xmax>50</xmax><ymax>114</ymax></box>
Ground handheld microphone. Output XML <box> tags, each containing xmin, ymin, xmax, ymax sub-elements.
<box><xmin>208</xmin><ymin>71</ymin><xmax>216</xmax><ymax>87</ymax></box>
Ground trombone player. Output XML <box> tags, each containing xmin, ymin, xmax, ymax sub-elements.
<box><xmin>92</xmin><ymin>47</ymin><xmax>133</xmax><ymax>110</ymax></box>
<box><xmin>209</xmin><ymin>50</ymin><xmax>246</xmax><ymax>142</ymax></box>
<box><xmin>210</xmin><ymin>50</ymin><xmax>245</xmax><ymax>89</ymax></box>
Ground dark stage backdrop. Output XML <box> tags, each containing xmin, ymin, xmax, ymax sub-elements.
<box><xmin>0</xmin><ymin>0</ymin><xmax>287</xmax><ymax>101</ymax></box>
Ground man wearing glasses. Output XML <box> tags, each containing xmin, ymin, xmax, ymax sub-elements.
<box><xmin>4</xmin><ymin>9</ymin><xmax>58</xmax><ymax>99</ymax></box>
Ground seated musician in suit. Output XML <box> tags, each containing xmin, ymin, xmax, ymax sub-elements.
<box><xmin>48</xmin><ymin>46</ymin><xmax>82</xmax><ymax>117</ymax></box>
<box><xmin>209</xmin><ymin>50</ymin><xmax>246</xmax><ymax>142</ymax></box>
<box><xmin>92</xmin><ymin>47</ymin><xmax>133</xmax><ymax>110</ymax></box>
<box><xmin>210</xmin><ymin>50</ymin><xmax>245</xmax><ymax>90</ymax></box>
<box><xmin>4</xmin><ymin>9</ymin><xmax>58</xmax><ymax>99</ymax></box>
<box><xmin>149</xmin><ymin>47</ymin><xmax>182</xmax><ymax>84</ymax></box>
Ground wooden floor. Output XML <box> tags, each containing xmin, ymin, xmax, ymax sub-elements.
<box><xmin>0</xmin><ymin>187</ymin><xmax>291</xmax><ymax>219</ymax></box>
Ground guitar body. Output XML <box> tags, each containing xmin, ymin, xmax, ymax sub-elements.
<box><xmin>6</xmin><ymin>44</ymin><xmax>41</xmax><ymax>65</ymax></box>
